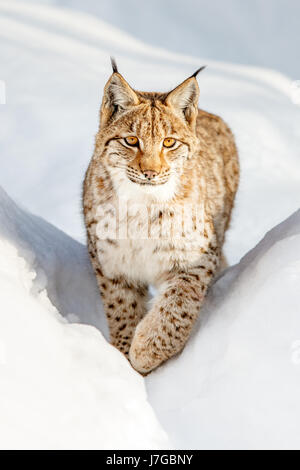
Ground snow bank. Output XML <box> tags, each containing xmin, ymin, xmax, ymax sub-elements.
<box><xmin>0</xmin><ymin>187</ymin><xmax>169</xmax><ymax>449</ymax></box>
<box><xmin>50</xmin><ymin>0</ymin><xmax>299</xmax><ymax>77</ymax></box>
<box><xmin>147</xmin><ymin>210</ymin><xmax>300</xmax><ymax>450</ymax></box>
<box><xmin>2</xmin><ymin>181</ymin><xmax>298</xmax><ymax>450</ymax></box>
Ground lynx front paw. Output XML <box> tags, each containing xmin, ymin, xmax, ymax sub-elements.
<box><xmin>129</xmin><ymin>331</ymin><xmax>163</xmax><ymax>374</ymax></box>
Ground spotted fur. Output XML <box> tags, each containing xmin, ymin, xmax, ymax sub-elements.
<box><xmin>83</xmin><ymin>64</ymin><xmax>239</xmax><ymax>374</ymax></box>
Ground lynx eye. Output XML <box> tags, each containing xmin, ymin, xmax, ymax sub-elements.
<box><xmin>124</xmin><ymin>136</ymin><xmax>139</xmax><ymax>147</ymax></box>
<box><xmin>163</xmin><ymin>138</ymin><xmax>176</xmax><ymax>148</ymax></box>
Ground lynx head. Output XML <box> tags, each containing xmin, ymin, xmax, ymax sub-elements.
<box><xmin>97</xmin><ymin>58</ymin><xmax>205</xmax><ymax>201</ymax></box>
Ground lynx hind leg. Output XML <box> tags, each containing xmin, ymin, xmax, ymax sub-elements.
<box><xmin>94</xmin><ymin>267</ymin><xmax>148</xmax><ymax>357</ymax></box>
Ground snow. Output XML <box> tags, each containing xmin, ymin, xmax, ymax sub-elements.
<box><xmin>0</xmin><ymin>0</ymin><xmax>300</xmax><ymax>450</ymax></box>
<box><xmin>38</xmin><ymin>0</ymin><xmax>300</xmax><ymax>78</ymax></box>
<box><xmin>0</xmin><ymin>187</ymin><xmax>169</xmax><ymax>450</ymax></box>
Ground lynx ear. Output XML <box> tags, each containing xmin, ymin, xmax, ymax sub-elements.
<box><xmin>100</xmin><ymin>67</ymin><xmax>139</xmax><ymax>127</ymax></box>
<box><xmin>165</xmin><ymin>67</ymin><xmax>205</xmax><ymax>127</ymax></box>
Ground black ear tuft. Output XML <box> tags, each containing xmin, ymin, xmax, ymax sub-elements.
<box><xmin>110</xmin><ymin>56</ymin><xmax>118</xmax><ymax>74</ymax></box>
<box><xmin>190</xmin><ymin>65</ymin><xmax>207</xmax><ymax>78</ymax></box>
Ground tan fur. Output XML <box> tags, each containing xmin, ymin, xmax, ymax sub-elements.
<box><xmin>83</xmin><ymin>67</ymin><xmax>239</xmax><ymax>374</ymax></box>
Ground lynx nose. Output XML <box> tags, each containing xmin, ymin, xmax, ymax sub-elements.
<box><xmin>143</xmin><ymin>170</ymin><xmax>158</xmax><ymax>180</ymax></box>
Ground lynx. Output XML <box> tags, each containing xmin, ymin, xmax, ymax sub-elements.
<box><xmin>83</xmin><ymin>59</ymin><xmax>239</xmax><ymax>374</ymax></box>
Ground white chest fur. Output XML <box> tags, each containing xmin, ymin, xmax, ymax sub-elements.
<box><xmin>95</xmin><ymin>198</ymin><xmax>208</xmax><ymax>285</ymax></box>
